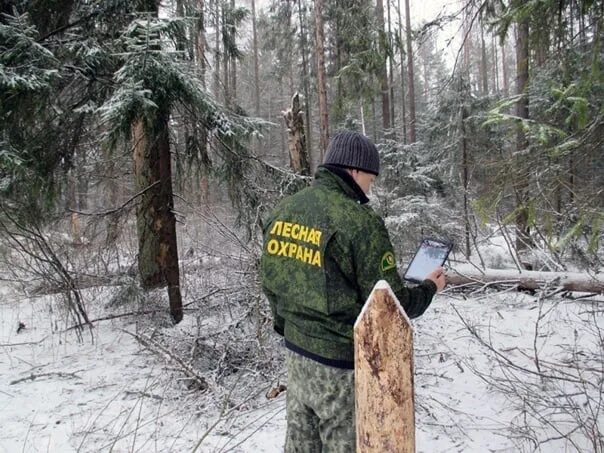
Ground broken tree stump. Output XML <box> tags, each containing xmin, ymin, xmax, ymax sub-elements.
<box><xmin>282</xmin><ymin>92</ymin><xmax>311</xmax><ymax>176</ymax></box>
<box><xmin>354</xmin><ymin>280</ymin><xmax>415</xmax><ymax>453</ymax></box>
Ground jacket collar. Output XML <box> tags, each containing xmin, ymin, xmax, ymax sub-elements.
<box><xmin>314</xmin><ymin>165</ymin><xmax>370</xmax><ymax>204</ymax></box>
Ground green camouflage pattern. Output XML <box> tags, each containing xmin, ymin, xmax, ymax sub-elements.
<box><xmin>285</xmin><ymin>350</ymin><xmax>355</xmax><ymax>453</ymax></box>
<box><xmin>261</xmin><ymin>167</ymin><xmax>436</xmax><ymax>363</ymax></box>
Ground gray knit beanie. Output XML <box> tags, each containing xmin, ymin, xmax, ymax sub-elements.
<box><xmin>323</xmin><ymin>130</ymin><xmax>380</xmax><ymax>175</ymax></box>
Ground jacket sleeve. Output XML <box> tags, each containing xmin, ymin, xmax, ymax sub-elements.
<box><xmin>260</xmin><ymin>213</ymin><xmax>285</xmax><ymax>336</ymax></box>
<box><xmin>353</xmin><ymin>213</ymin><xmax>436</xmax><ymax>319</ymax></box>
<box><xmin>262</xmin><ymin>284</ymin><xmax>285</xmax><ymax>336</ymax></box>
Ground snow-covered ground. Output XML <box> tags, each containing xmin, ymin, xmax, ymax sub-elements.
<box><xmin>0</xmin><ymin>285</ymin><xmax>286</xmax><ymax>453</ymax></box>
<box><xmin>1</xmin><ymin>267</ymin><xmax>602</xmax><ymax>452</ymax></box>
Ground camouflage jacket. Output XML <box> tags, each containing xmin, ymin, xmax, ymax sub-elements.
<box><xmin>260</xmin><ymin>167</ymin><xmax>437</xmax><ymax>369</ymax></box>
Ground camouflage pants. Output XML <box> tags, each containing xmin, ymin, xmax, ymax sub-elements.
<box><xmin>285</xmin><ymin>349</ymin><xmax>355</xmax><ymax>453</ymax></box>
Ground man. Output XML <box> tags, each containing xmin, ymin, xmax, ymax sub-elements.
<box><xmin>260</xmin><ymin>130</ymin><xmax>446</xmax><ymax>452</ymax></box>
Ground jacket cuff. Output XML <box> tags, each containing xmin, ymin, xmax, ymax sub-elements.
<box><xmin>274</xmin><ymin>318</ymin><xmax>284</xmax><ymax>336</ymax></box>
<box><xmin>421</xmin><ymin>279</ymin><xmax>438</xmax><ymax>297</ymax></box>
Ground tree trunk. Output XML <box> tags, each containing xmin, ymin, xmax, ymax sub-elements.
<box><xmin>462</xmin><ymin>3</ymin><xmax>473</xmax><ymax>72</ymax></box>
<box><xmin>360</xmin><ymin>103</ymin><xmax>366</xmax><ymax>135</ymax></box>
<box><xmin>376</xmin><ymin>0</ymin><xmax>391</xmax><ymax>133</ymax></box>
<box><xmin>480</xmin><ymin>25</ymin><xmax>488</xmax><ymax>95</ymax></box>
<box><xmin>514</xmin><ymin>18</ymin><xmax>531</xmax><ymax>253</ymax></box>
<box><xmin>67</xmin><ymin>167</ymin><xmax>81</xmax><ymax>244</ymax></box>
<box><xmin>280</xmin><ymin>80</ymin><xmax>287</xmax><ymax>165</ymax></box>
<box><xmin>501</xmin><ymin>39</ymin><xmax>509</xmax><ymax>97</ymax></box>
<box><xmin>195</xmin><ymin>0</ymin><xmax>206</xmax><ymax>85</ymax></box>
<box><xmin>230</xmin><ymin>0</ymin><xmax>237</xmax><ymax>103</ymax></box>
<box><xmin>397</xmin><ymin>0</ymin><xmax>407</xmax><ymax>143</ymax></box>
<box><xmin>492</xmin><ymin>35</ymin><xmax>499</xmax><ymax>93</ymax></box>
<box><xmin>67</xmin><ymin>147</ymin><xmax>88</xmax><ymax>245</ymax></box>
<box><xmin>387</xmin><ymin>0</ymin><xmax>395</xmax><ymax>130</ymax></box>
<box><xmin>194</xmin><ymin>0</ymin><xmax>209</xmax><ymax>166</ymax></box>
<box><xmin>132</xmin><ymin>121</ymin><xmax>160</xmax><ymax>282</ymax></box>
<box><xmin>422</xmin><ymin>58</ymin><xmax>429</xmax><ymax>98</ymax></box>
<box><xmin>267</xmin><ymin>80</ymin><xmax>272</xmax><ymax>155</ymax></box>
<box><xmin>578</xmin><ymin>0</ymin><xmax>586</xmax><ymax>47</ymax></box>
<box><xmin>230</xmin><ymin>51</ymin><xmax>237</xmax><ymax>104</ymax></box>
<box><xmin>404</xmin><ymin>0</ymin><xmax>416</xmax><ymax>143</ymax></box>
<box><xmin>371</xmin><ymin>98</ymin><xmax>377</xmax><ymax>141</ymax></box>
<box><xmin>569</xmin><ymin>0</ymin><xmax>574</xmax><ymax>46</ymax></box>
<box><xmin>314</xmin><ymin>0</ymin><xmax>329</xmax><ymax>161</ymax></box>
<box><xmin>569</xmin><ymin>151</ymin><xmax>575</xmax><ymax>205</ymax></box>
<box><xmin>460</xmin><ymin>102</ymin><xmax>471</xmax><ymax>258</ymax></box>
<box><xmin>535</xmin><ymin>17</ymin><xmax>550</xmax><ymax>67</ymax></box>
<box><xmin>251</xmin><ymin>0</ymin><xmax>260</xmax><ymax>116</ymax></box>
<box><xmin>105</xmin><ymin>151</ymin><xmax>121</xmax><ymax>247</ymax></box>
<box><xmin>286</xmin><ymin>5</ymin><xmax>296</xmax><ymax>96</ymax></box>
<box><xmin>175</xmin><ymin>0</ymin><xmax>186</xmax><ymax>55</ymax></box>
<box><xmin>334</xmin><ymin>6</ymin><xmax>344</xmax><ymax>123</ymax></box>
<box><xmin>75</xmin><ymin>145</ymin><xmax>88</xmax><ymax>212</ymax></box>
<box><xmin>297</xmin><ymin>0</ymin><xmax>313</xmax><ymax>168</ymax></box>
<box><xmin>213</xmin><ymin>0</ymin><xmax>221</xmax><ymax>101</ymax></box>
<box><xmin>132</xmin><ymin>115</ymin><xmax>183</xmax><ymax>323</ymax></box>
<box><xmin>283</xmin><ymin>93</ymin><xmax>311</xmax><ymax>176</ymax></box>
<box><xmin>156</xmin><ymin>118</ymin><xmax>183</xmax><ymax>323</ymax></box>
<box><xmin>223</xmin><ymin>3</ymin><xmax>230</xmax><ymax>107</ymax></box>
<box><xmin>355</xmin><ymin>281</ymin><xmax>415</xmax><ymax>452</ymax></box>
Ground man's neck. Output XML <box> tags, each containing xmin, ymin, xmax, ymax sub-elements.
<box><xmin>319</xmin><ymin>165</ymin><xmax>369</xmax><ymax>204</ymax></box>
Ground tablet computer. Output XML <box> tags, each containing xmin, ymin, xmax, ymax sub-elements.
<box><xmin>403</xmin><ymin>238</ymin><xmax>452</xmax><ymax>283</ymax></box>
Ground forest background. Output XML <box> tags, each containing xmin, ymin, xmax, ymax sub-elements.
<box><xmin>1</xmin><ymin>0</ymin><xmax>603</xmax><ymax>451</ymax></box>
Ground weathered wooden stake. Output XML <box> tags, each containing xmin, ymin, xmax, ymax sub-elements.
<box><xmin>354</xmin><ymin>280</ymin><xmax>415</xmax><ymax>453</ymax></box>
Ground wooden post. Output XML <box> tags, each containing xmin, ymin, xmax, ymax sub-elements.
<box><xmin>354</xmin><ymin>280</ymin><xmax>415</xmax><ymax>453</ymax></box>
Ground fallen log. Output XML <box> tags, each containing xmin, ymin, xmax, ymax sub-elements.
<box><xmin>445</xmin><ymin>266</ymin><xmax>604</xmax><ymax>294</ymax></box>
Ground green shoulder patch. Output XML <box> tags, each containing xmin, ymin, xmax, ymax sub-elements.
<box><xmin>380</xmin><ymin>251</ymin><xmax>396</xmax><ymax>272</ymax></box>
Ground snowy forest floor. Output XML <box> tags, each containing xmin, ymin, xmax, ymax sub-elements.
<box><xmin>1</xmin><ymin>234</ymin><xmax>603</xmax><ymax>452</ymax></box>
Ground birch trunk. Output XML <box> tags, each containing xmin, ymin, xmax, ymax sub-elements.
<box><xmin>445</xmin><ymin>269</ymin><xmax>604</xmax><ymax>294</ymax></box>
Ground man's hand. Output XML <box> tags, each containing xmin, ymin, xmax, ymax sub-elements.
<box><xmin>426</xmin><ymin>267</ymin><xmax>446</xmax><ymax>292</ymax></box>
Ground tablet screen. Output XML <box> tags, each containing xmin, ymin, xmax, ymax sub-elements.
<box><xmin>403</xmin><ymin>238</ymin><xmax>452</xmax><ymax>283</ymax></box>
